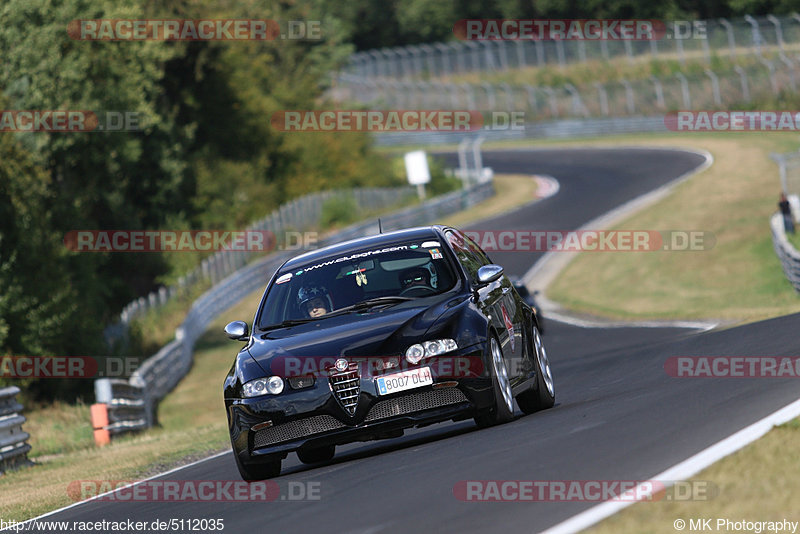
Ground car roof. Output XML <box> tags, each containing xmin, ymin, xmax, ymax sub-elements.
<box><xmin>280</xmin><ymin>225</ymin><xmax>452</xmax><ymax>271</ymax></box>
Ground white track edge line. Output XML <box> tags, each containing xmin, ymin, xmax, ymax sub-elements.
<box><xmin>9</xmin><ymin>449</ymin><xmax>231</xmax><ymax>528</ymax></box>
<box><xmin>540</xmin><ymin>396</ymin><xmax>800</xmax><ymax>534</ymax></box>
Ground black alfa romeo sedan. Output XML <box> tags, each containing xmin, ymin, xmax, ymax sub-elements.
<box><xmin>224</xmin><ymin>225</ymin><xmax>555</xmax><ymax>480</ymax></box>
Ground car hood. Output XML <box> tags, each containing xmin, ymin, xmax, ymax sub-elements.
<box><xmin>247</xmin><ymin>295</ymin><xmax>462</xmax><ymax>375</ymax></box>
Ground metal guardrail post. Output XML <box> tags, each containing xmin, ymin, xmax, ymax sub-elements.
<box><xmin>778</xmin><ymin>53</ymin><xmax>797</xmax><ymax>91</ymax></box>
<box><xmin>621</xmin><ymin>79</ymin><xmax>635</xmax><ymax>114</ymax></box>
<box><xmin>594</xmin><ymin>82</ymin><xmax>609</xmax><ymax>116</ymax></box>
<box><xmin>480</xmin><ymin>82</ymin><xmax>496</xmax><ymax>109</ymax></box>
<box><xmin>543</xmin><ymin>87</ymin><xmax>559</xmax><ymax>117</ymax></box>
<box><xmin>734</xmin><ymin>66</ymin><xmax>751</xmax><ymax>101</ymax></box>
<box><xmin>472</xmin><ymin>136</ymin><xmax>486</xmax><ymax>182</ymax></box>
<box><xmin>757</xmin><ymin>57</ymin><xmax>779</xmax><ymax>95</ymax></box>
<box><xmin>767</xmin><ymin>15</ymin><xmax>785</xmax><ymax>51</ymax></box>
<box><xmin>435</xmin><ymin>43</ymin><xmax>451</xmax><ymax>75</ymax></box>
<box><xmin>565</xmin><ymin>84</ymin><xmax>589</xmax><ymax>117</ymax></box>
<box><xmin>676</xmin><ymin>72</ymin><xmax>692</xmax><ymax>109</ymax></box>
<box><xmin>523</xmin><ymin>84</ymin><xmax>538</xmax><ymax>114</ymax></box>
<box><xmin>515</xmin><ymin>40</ymin><xmax>526</xmax><ymax>68</ymax></box>
<box><xmin>650</xmin><ymin>76</ymin><xmax>665</xmax><ymax>110</ymax></box>
<box><xmin>719</xmin><ymin>19</ymin><xmax>737</xmax><ymax>61</ymax></box>
<box><xmin>744</xmin><ymin>15</ymin><xmax>763</xmax><ymax>57</ymax></box>
<box><xmin>457</xmin><ymin>138</ymin><xmax>470</xmax><ymax>183</ymax></box>
<box><xmin>705</xmin><ymin>69</ymin><xmax>722</xmax><ymax>106</ymax></box>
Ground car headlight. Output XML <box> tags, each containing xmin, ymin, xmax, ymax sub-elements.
<box><xmin>405</xmin><ymin>339</ymin><xmax>458</xmax><ymax>364</ymax></box>
<box><xmin>242</xmin><ymin>376</ymin><xmax>284</xmax><ymax>397</ymax></box>
<box><xmin>405</xmin><ymin>344</ymin><xmax>425</xmax><ymax>364</ymax></box>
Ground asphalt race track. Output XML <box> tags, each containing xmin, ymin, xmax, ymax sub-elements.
<box><xmin>30</xmin><ymin>148</ymin><xmax>800</xmax><ymax>533</ymax></box>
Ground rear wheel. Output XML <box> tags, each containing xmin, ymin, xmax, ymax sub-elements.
<box><xmin>474</xmin><ymin>335</ymin><xmax>514</xmax><ymax>427</ymax></box>
<box><xmin>297</xmin><ymin>444</ymin><xmax>335</xmax><ymax>464</ymax></box>
<box><xmin>516</xmin><ymin>325</ymin><xmax>555</xmax><ymax>414</ymax></box>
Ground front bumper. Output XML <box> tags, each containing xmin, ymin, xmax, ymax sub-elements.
<box><xmin>225</xmin><ymin>346</ymin><xmax>493</xmax><ymax>464</ymax></box>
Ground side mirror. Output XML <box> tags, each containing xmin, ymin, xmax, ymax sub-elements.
<box><xmin>476</xmin><ymin>264</ymin><xmax>504</xmax><ymax>285</ymax></box>
<box><xmin>224</xmin><ymin>321</ymin><xmax>249</xmax><ymax>341</ymax></box>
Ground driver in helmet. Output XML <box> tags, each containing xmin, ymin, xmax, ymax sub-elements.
<box><xmin>400</xmin><ymin>267</ymin><xmax>431</xmax><ymax>290</ymax></box>
<box><xmin>297</xmin><ymin>285</ymin><xmax>333</xmax><ymax>318</ymax></box>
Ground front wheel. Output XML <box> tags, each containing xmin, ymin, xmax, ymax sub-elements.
<box><xmin>474</xmin><ymin>335</ymin><xmax>515</xmax><ymax>428</ymax></box>
<box><xmin>516</xmin><ymin>325</ymin><xmax>555</xmax><ymax>414</ymax></box>
<box><xmin>233</xmin><ymin>450</ymin><xmax>281</xmax><ymax>481</ymax></box>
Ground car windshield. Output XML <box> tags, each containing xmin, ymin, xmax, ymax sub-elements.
<box><xmin>257</xmin><ymin>240</ymin><xmax>458</xmax><ymax>328</ymax></box>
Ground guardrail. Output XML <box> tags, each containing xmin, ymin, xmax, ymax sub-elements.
<box><xmin>373</xmin><ymin>116</ymin><xmax>667</xmax><ymax>146</ymax></box>
<box><xmin>770</xmin><ymin>152</ymin><xmax>800</xmax><ymax>291</ymax></box>
<box><xmin>93</xmin><ymin>180</ymin><xmax>496</xmax><ymax>441</ymax></box>
<box><xmin>0</xmin><ymin>386</ymin><xmax>31</xmax><ymax>473</ymax></box>
<box><xmin>105</xmin><ymin>186</ymin><xmax>415</xmax><ymax>349</ymax></box>
<box><xmin>770</xmin><ymin>209</ymin><xmax>800</xmax><ymax>293</ymax></box>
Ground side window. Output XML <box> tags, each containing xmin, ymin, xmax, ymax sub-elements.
<box><xmin>462</xmin><ymin>235</ymin><xmax>492</xmax><ymax>266</ymax></box>
<box><xmin>446</xmin><ymin>231</ymin><xmax>484</xmax><ymax>282</ymax></box>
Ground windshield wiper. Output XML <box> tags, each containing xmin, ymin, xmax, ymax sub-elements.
<box><xmin>260</xmin><ymin>318</ymin><xmax>317</xmax><ymax>330</ymax></box>
<box><xmin>335</xmin><ymin>296</ymin><xmax>414</xmax><ymax>313</ymax></box>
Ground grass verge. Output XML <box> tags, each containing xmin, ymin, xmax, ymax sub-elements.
<box><xmin>0</xmin><ymin>172</ymin><xmax>538</xmax><ymax>520</ymax></box>
<box><xmin>0</xmin><ymin>290</ymin><xmax>261</xmax><ymax>519</ymax></box>
<box><xmin>437</xmin><ymin>173</ymin><xmax>539</xmax><ymax>227</ymax></box>
<box><xmin>544</xmin><ymin>132</ymin><xmax>800</xmax><ymax>324</ymax></box>
<box><xmin>587</xmin><ymin>419</ymin><xmax>800</xmax><ymax>534</ymax></box>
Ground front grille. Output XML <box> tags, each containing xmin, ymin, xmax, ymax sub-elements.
<box><xmin>365</xmin><ymin>388</ymin><xmax>469</xmax><ymax>422</ymax></box>
<box><xmin>253</xmin><ymin>415</ymin><xmax>346</xmax><ymax>448</ymax></box>
<box><xmin>329</xmin><ymin>362</ymin><xmax>360</xmax><ymax>415</ymax></box>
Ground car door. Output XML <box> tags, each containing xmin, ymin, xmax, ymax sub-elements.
<box><xmin>464</xmin><ymin>234</ymin><xmax>523</xmax><ymax>378</ymax></box>
<box><xmin>446</xmin><ymin>230</ymin><xmax>518</xmax><ymax>376</ymax></box>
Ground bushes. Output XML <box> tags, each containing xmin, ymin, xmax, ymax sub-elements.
<box><xmin>320</xmin><ymin>195</ymin><xmax>360</xmax><ymax>227</ymax></box>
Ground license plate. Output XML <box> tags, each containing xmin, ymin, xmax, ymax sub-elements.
<box><xmin>375</xmin><ymin>367</ymin><xmax>433</xmax><ymax>396</ymax></box>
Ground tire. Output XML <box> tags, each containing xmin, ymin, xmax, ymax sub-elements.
<box><xmin>233</xmin><ymin>451</ymin><xmax>282</xmax><ymax>481</ymax></box>
<box><xmin>516</xmin><ymin>325</ymin><xmax>555</xmax><ymax>414</ymax></box>
<box><xmin>297</xmin><ymin>444</ymin><xmax>336</xmax><ymax>464</ymax></box>
<box><xmin>474</xmin><ymin>335</ymin><xmax>515</xmax><ymax>428</ymax></box>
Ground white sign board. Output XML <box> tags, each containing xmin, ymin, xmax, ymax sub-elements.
<box><xmin>404</xmin><ymin>150</ymin><xmax>430</xmax><ymax>185</ymax></box>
